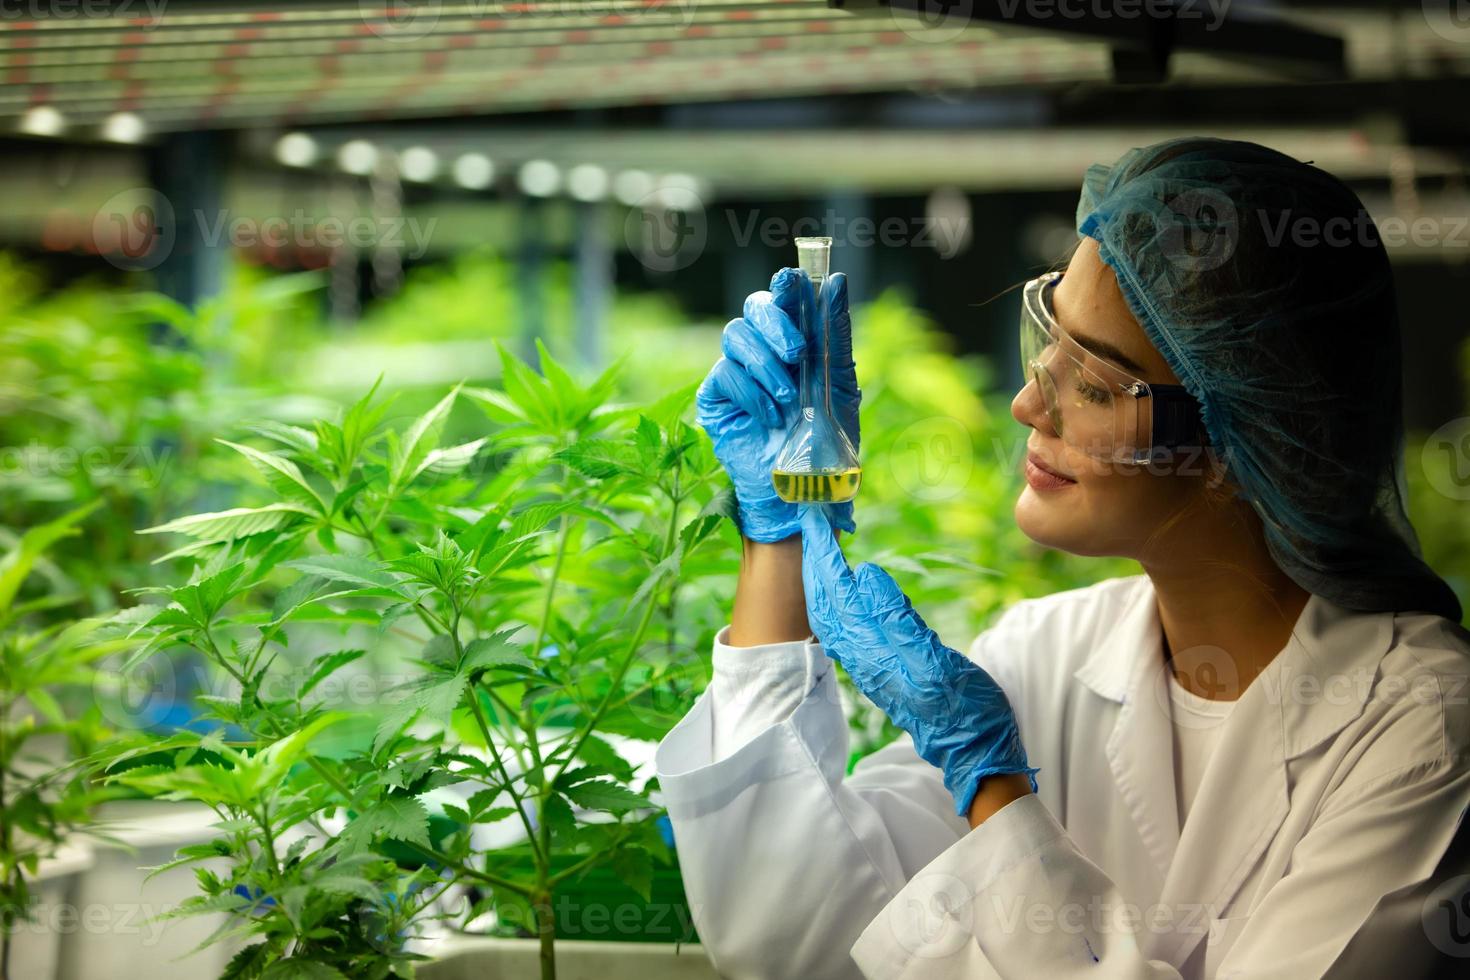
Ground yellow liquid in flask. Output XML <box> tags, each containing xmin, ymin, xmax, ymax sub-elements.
<box><xmin>771</xmin><ymin>467</ymin><xmax>862</xmax><ymax>504</ymax></box>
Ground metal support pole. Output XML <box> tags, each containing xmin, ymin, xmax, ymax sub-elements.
<box><xmin>516</xmin><ymin>196</ymin><xmax>547</xmax><ymax>365</ymax></box>
<box><xmin>573</xmin><ymin>200</ymin><xmax>612</xmax><ymax>371</ymax></box>
<box><xmin>145</xmin><ymin>130</ymin><xmax>226</xmax><ymax>310</ymax></box>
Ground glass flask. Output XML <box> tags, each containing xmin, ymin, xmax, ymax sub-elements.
<box><xmin>770</xmin><ymin>237</ymin><xmax>862</xmax><ymax>504</ymax></box>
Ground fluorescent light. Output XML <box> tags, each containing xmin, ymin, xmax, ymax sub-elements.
<box><xmin>100</xmin><ymin>112</ymin><xmax>145</xmax><ymax>144</ymax></box>
<box><xmin>612</xmin><ymin>169</ymin><xmax>655</xmax><ymax>206</ymax></box>
<box><xmin>275</xmin><ymin>132</ymin><xmax>318</xmax><ymax>168</ymax></box>
<box><xmin>337</xmin><ymin>139</ymin><xmax>378</xmax><ymax>176</ymax></box>
<box><xmin>656</xmin><ymin>172</ymin><xmax>704</xmax><ymax>211</ymax></box>
<box><xmin>452</xmin><ymin>153</ymin><xmax>494</xmax><ymax>190</ymax></box>
<box><xmin>567</xmin><ymin>164</ymin><xmax>610</xmax><ymax>203</ymax></box>
<box><xmin>19</xmin><ymin>106</ymin><xmax>65</xmax><ymax>138</ymax></box>
<box><xmin>399</xmin><ymin>146</ymin><xmax>439</xmax><ymax>183</ymax></box>
<box><xmin>517</xmin><ymin>159</ymin><xmax>561</xmax><ymax>198</ymax></box>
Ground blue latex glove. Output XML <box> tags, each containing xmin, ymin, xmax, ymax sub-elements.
<box><xmin>695</xmin><ymin>268</ymin><xmax>861</xmax><ymax>543</ymax></box>
<box><xmin>799</xmin><ymin>506</ymin><xmax>1038</xmax><ymax>816</ymax></box>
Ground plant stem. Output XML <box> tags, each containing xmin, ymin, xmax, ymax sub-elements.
<box><xmin>534</xmin><ymin>886</ymin><xmax>556</xmax><ymax>980</ymax></box>
<box><xmin>256</xmin><ymin>801</ymin><xmax>283</xmax><ymax>880</ymax></box>
<box><xmin>451</xmin><ymin>592</ymin><xmax>544</xmax><ymax>868</ymax></box>
<box><xmin>529</xmin><ymin>512</ymin><xmax>572</xmax><ymax>674</ymax></box>
<box><xmin>467</xmin><ymin>688</ymin><xmax>543</xmax><ymax>865</ymax></box>
<box><xmin>522</xmin><ymin>502</ymin><xmax>572</xmax><ymax>785</ymax></box>
<box><xmin>552</xmin><ymin>468</ymin><xmax>682</xmax><ymax>784</ymax></box>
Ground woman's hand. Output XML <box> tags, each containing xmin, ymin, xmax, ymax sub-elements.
<box><xmin>799</xmin><ymin>506</ymin><xmax>1038</xmax><ymax>816</ymax></box>
<box><xmin>695</xmin><ymin>268</ymin><xmax>861</xmax><ymax>543</ymax></box>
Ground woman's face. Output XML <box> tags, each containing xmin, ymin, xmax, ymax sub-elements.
<box><xmin>1009</xmin><ymin>238</ymin><xmax>1209</xmax><ymax>560</ymax></box>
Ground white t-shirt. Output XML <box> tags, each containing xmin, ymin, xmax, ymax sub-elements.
<box><xmin>1166</xmin><ymin>666</ymin><xmax>1237</xmax><ymax>826</ymax></box>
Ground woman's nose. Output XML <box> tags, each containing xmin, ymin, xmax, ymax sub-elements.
<box><xmin>1011</xmin><ymin>374</ymin><xmax>1054</xmax><ymax>435</ymax></box>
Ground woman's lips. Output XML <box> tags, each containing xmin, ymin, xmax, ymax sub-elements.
<box><xmin>1025</xmin><ymin>453</ymin><xmax>1078</xmax><ymax>491</ymax></box>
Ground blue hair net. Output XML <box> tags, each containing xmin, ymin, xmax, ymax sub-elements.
<box><xmin>1076</xmin><ymin>136</ymin><xmax>1461</xmax><ymax>623</ymax></box>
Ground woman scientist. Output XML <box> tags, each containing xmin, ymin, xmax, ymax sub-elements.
<box><xmin>652</xmin><ymin>137</ymin><xmax>1470</xmax><ymax>979</ymax></box>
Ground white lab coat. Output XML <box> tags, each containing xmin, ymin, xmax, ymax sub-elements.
<box><xmin>654</xmin><ymin>573</ymin><xmax>1470</xmax><ymax>979</ymax></box>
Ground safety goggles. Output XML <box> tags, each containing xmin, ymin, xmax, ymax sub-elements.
<box><xmin>1020</xmin><ymin>271</ymin><xmax>1209</xmax><ymax>464</ymax></box>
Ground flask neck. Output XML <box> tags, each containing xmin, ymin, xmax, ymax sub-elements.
<box><xmin>798</xmin><ymin>272</ymin><xmax>832</xmax><ymax>417</ymax></box>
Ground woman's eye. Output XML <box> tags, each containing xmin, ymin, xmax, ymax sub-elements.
<box><xmin>1072</xmin><ymin>378</ymin><xmax>1111</xmax><ymax>405</ymax></box>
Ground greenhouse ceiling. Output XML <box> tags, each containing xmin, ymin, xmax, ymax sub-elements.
<box><xmin>0</xmin><ymin>2</ymin><xmax>1466</xmax><ymax>132</ymax></box>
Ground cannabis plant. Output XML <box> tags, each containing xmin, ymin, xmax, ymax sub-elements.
<box><xmin>98</xmin><ymin>342</ymin><xmax>733</xmax><ymax>979</ymax></box>
<box><xmin>1</xmin><ymin>501</ymin><xmax>122</xmax><ymax>980</ymax></box>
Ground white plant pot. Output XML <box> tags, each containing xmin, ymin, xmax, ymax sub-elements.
<box><xmin>55</xmin><ymin>800</ymin><xmax>241</xmax><ymax>980</ymax></box>
<box><xmin>419</xmin><ymin>935</ymin><xmax>719</xmax><ymax>980</ymax></box>
<box><xmin>7</xmin><ymin>842</ymin><xmax>94</xmax><ymax>980</ymax></box>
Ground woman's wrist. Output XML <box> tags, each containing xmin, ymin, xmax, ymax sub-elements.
<box><xmin>730</xmin><ymin>534</ymin><xmax>807</xmax><ymax>646</ymax></box>
<box><xmin>965</xmin><ymin>773</ymin><xmax>1033</xmax><ymax>829</ymax></box>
